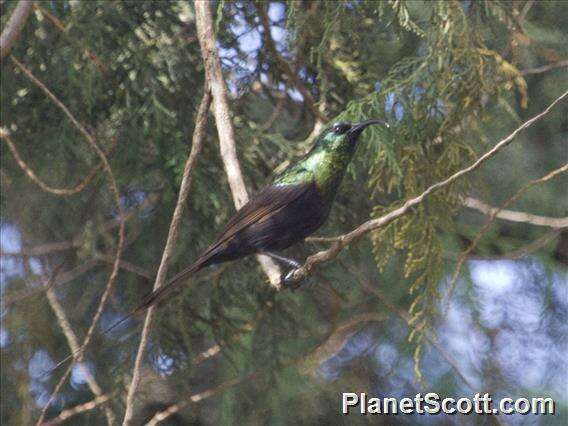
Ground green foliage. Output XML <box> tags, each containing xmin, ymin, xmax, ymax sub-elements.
<box><xmin>1</xmin><ymin>1</ymin><xmax>567</xmax><ymax>424</ymax></box>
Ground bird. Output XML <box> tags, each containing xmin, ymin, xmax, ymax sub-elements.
<box><xmin>140</xmin><ymin>120</ymin><xmax>389</xmax><ymax>309</ymax></box>
<box><xmin>43</xmin><ymin>119</ymin><xmax>389</xmax><ymax>376</ymax></box>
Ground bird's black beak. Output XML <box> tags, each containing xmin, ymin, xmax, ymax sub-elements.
<box><xmin>348</xmin><ymin>119</ymin><xmax>389</xmax><ymax>139</ymax></box>
<box><xmin>349</xmin><ymin>119</ymin><xmax>390</xmax><ymax>135</ymax></box>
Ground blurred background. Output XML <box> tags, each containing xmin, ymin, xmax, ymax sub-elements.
<box><xmin>1</xmin><ymin>1</ymin><xmax>567</xmax><ymax>424</ymax></box>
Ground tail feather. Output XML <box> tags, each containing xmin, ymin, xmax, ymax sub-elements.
<box><xmin>136</xmin><ymin>257</ymin><xmax>207</xmax><ymax>314</ymax></box>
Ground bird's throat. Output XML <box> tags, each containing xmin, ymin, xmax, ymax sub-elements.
<box><xmin>275</xmin><ymin>144</ymin><xmax>356</xmax><ymax>201</ymax></box>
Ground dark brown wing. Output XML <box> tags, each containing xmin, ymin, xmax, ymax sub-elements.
<box><xmin>200</xmin><ymin>182</ymin><xmax>316</xmax><ymax>262</ymax></box>
<box><xmin>112</xmin><ymin>182</ymin><xmax>320</xmax><ymax>319</ymax></box>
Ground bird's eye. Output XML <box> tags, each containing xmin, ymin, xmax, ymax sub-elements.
<box><xmin>332</xmin><ymin>122</ymin><xmax>351</xmax><ymax>134</ymax></box>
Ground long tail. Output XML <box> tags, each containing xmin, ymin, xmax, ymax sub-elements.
<box><xmin>40</xmin><ymin>257</ymin><xmax>209</xmax><ymax>378</ymax></box>
<box><xmin>135</xmin><ymin>257</ymin><xmax>209</xmax><ymax>315</ymax></box>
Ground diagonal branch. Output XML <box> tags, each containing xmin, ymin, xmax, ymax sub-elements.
<box><xmin>254</xmin><ymin>2</ymin><xmax>329</xmax><ymax>124</ymax></box>
<box><xmin>121</xmin><ymin>87</ymin><xmax>212</xmax><ymax>426</ymax></box>
<box><xmin>10</xmin><ymin>56</ymin><xmax>126</xmax><ymax>423</ymax></box>
<box><xmin>144</xmin><ymin>374</ymin><xmax>253</xmax><ymax>426</ymax></box>
<box><xmin>0</xmin><ymin>0</ymin><xmax>33</xmax><ymax>60</ymax></box>
<box><xmin>43</xmin><ymin>275</ymin><xmax>115</xmax><ymax>425</ymax></box>
<box><xmin>1</xmin><ymin>192</ymin><xmax>159</xmax><ymax>258</ymax></box>
<box><xmin>445</xmin><ymin>162</ymin><xmax>568</xmax><ymax>306</ymax></box>
<box><xmin>194</xmin><ymin>0</ymin><xmax>282</xmax><ymax>288</ymax></box>
<box><xmin>463</xmin><ymin>196</ymin><xmax>568</xmax><ymax>228</ymax></box>
<box><xmin>286</xmin><ymin>90</ymin><xmax>568</xmax><ymax>285</ymax></box>
<box><xmin>32</xmin><ymin>2</ymin><xmax>108</xmax><ymax>74</ymax></box>
<box><xmin>41</xmin><ymin>394</ymin><xmax>110</xmax><ymax>426</ymax></box>
<box><xmin>1</xmin><ymin>130</ymin><xmax>117</xmax><ymax>196</ymax></box>
<box><xmin>520</xmin><ymin>59</ymin><xmax>568</xmax><ymax>76</ymax></box>
<box><xmin>457</xmin><ymin>228</ymin><xmax>562</xmax><ymax>261</ymax></box>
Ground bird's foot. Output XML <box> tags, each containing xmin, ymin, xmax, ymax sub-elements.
<box><xmin>280</xmin><ymin>269</ymin><xmax>310</xmax><ymax>291</ymax></box>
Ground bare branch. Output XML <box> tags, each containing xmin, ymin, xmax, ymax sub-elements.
<box><xmin>41</xmin><ymin>394</ymin><xmax>110</xmax><ymax>426</ymax></box>
<box><xmin>1</xmin><ymin>193</ymin><xmax>158</xmax><ymax>258</ymax></box>
<box><xmin>339</xmin><ymin>258</ymin><xmax>478</xmax><ymax>392</ymax></box>
<box><xmin>37</xmin><ymin>364</ymin><xmax>73</xmax><ymax>425</ymax></box>
<box><xmin>464</xmin><ymin>196</ymin><xmax>568</xmax><ymax>228</ymax></box>
<box><xmin>0</xmin><ymin>0</ymin><xmax>33</xmax><ymax>60</ymax></box>
<box><xmin>145</xmin><ymin>349</ymin><xmax>307</xmax><ymax>425</ymax></box>
<box><xmin>121</xmin><ymin>88</ymin><xmax>212</xmax><ymax>426</ymax></box>
<box><xmin>1</xmin><ymin>129</ymin><xmax>116</xmax><ymax>196</ymax></box>
<box><xmin>194</xmin><ymin>0</ymin><xmax>282</xmax><ymax>288</ymax></box>
<box><xmin>446</xmin><ymin>162</ymin><xmax>568</xmax><ymax>305</ymax></box>
<box><xmin>286</xmin><ymin>90</ymin><xmax>568</xmax><ymax>285</ymax></box>
<box><xmin>2</xmin><ymin>259</ymin><xmax>99</xmax><ymax>308</ymax></box>
<box><xmin>455</xmin><ymin>228</ymin><xmax>562</xmax><ymax>261</ymax></box>
<box><xmin>32</xmin><ymin>2</ymin><xmax>108</xmax><ymax>74</ymax></box>
<box><xmin>10</xmin><ymin>56</ymin><xmax>126</xmax><ymax>421</ymax></box>
<box><xmin>254</xmin><ymin>2</ymin><xmax>329</xmax><ymax>124</ymax></box>
<box><xmin>145</xmin><ymin>374</ymin><xmax>253</xmax><ymax>426</ymax></box>
<box><xmin>43</xmin><ymin>273</ymin><xmax>115</xmax><ymax>425</ymax></box>
<box><xmin>520</xmin><ymin>59</ymin><xmax>568</xmax><ymax>76</ymax></box>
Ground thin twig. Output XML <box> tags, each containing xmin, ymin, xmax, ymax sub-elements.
<box><xmin>453</xmin><ymin>228</ymin><xmax>562</xmax><ymax>261</ymax></box>
<box><xmin>10</xmin><ymin>56</ymin><xmax>126</xmax><ymax>423</ymax></box>
<box><xmin>2</xmin><ymin>254</ymin><xmax>152</xmax><ymax>308</ymax></box>
<box><xmin>32</xmin><ymin>2</ymin><xmax>108</xmax><ymax>74</ymax></box>
<box><xmin>145</xmin><ymin>374</ymin><xmax>254</xmax><ymax>426</ymax></box>
<box><xmin>259</xmin><ymin>95</ymin><xmax>286</xmax><ymax>131</ymax></box>
<box><xmin>194</xmin><ymin>0</ymin><xmax>282</xmax><ymax>288</ymax></box>
<box><xmin>464</xmin><ymin>196</ymin><xmax>568</xmax><ymax>228</ymax></box>
<box><xmin>286</xmin><ymin>90</ymin><xmax>568</xmax><ymax>285</ymax></box>
<box><xmin>445</xmin><ymin>162</ymin><xmax>568</xmax><ymax>306</ymax></box>
<box><xmin>0</xmin><ymin>0</ymin><xmax>33</xmax><ymax>60</ymax></box>
<box><xmin>1</xmin><ymin>129</ymin><xmax>116</xmax><ymax>196</ymax></box>
<box><xmin>254</xmin><ymin>2</ymin><xmax>329</xmax><ymax>124</ymax></box>
<box><xmin>520</xmin><ymin>59</ymin><xmax>568</xmax><ymax>76</ymax></box>
<box><xmin>41</xmin><ymin>394</ymin><xmax>110</xmax><ymax>426</ymax></box>
<box><xmin>0</xmin><ymin>193</ymin><xmax>158</xmax><ymax>257</ymax></box>
<box><xmin>37</xmin><ymin>365</ymin><xmax>73</xmax><ymax>425</ymax></box>
<box><xmin>145</xmin><ymin>351</ymin><xmax>307</xmax><ymax>426</ymax></box>
<box><xmin>43</xmin><ymin>264</ymin><xmax>115</xmax><ymax>425</ymax></box>
<box><xmin>121</xmin><ymin>88</ymin><xmax>212</xmax><ymax>426</ymax></box>
<box><xmin>352</xmin><ymin>268</ymin><xmax>507</xmax><ymax>426</ymax></box>
<box><xmin>338</xmin><ymin>258</ymin><xmax>481</xmax><ymax>392</ymax></box>
<box><xmin>2</xmin><ymin>258</ymin><xmax>98</xmax><ymax>307</ymax></box>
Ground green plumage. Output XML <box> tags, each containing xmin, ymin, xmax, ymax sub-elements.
<box><xmin>274</xmin><ymin>126</ymin><xmax>359</xmax><ymax>201</ymax></box>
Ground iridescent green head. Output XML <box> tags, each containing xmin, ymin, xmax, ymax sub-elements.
<box><xmin>315</xmin><ymin>120</ymin><xmax>390</xmax><ymax>153</ymax></box>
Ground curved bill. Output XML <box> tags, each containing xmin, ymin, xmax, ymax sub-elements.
<box><xmin>348</xmin><ymin>119</ymin><xmax>390</xmax><ymax>138</ymax></box>
<box><xmin>349</xmin><ymin>120</ymin><xmax>390</xmax><ymax>134</ymax></box>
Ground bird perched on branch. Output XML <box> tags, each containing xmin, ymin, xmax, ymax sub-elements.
<box><xmin>45</xmin><ymin>120</ymin><xmax>389</xmax><ymax>375</ymax></box>
<box><xmin>142</xmin><ymin>119</ymin><xmax>388</xmax><ymax>308</ymax></box>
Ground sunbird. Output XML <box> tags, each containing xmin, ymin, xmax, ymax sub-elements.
<box><xmin>142</xmin><ymin>120</ymin><xmax>388</xmax><ymax>308</ymax></box>
<box><xmin>46</xmin><ymin>119</ymin><xmax>388</xmax><ymax>375</ymax></box>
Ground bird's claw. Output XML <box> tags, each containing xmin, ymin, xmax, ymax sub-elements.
<box><xmin>280</xmin><ymin>269</ymin><xmax>310</xmax><ymax>291</ymax></box>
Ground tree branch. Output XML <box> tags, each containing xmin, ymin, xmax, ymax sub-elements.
<box><xmin>254</xmin><ymin>2</ymin><xmax>329</xmax><ymax>124</ymax></box>
<box><xmin>32</xmin><ymin>2</ymin><xmax>108</xmax><ymax>74</ymax></box>
<box><xmin>194</xmin><ymin>0</ymin><xmax>282</xmax><ymax>288</ymax></box>
<box><xmin>41</xmin><ymin>394</ymin><xmax>110</xmax><ymax>426</ymax></box>
<box><xmin>286</xmin><ymin>90</ymin><xmax>568</xmax><ymax>285</ymax></box>
<box><xmin>520</xmin><ymin>59</ymin><xmax>568</xmax><ymax>76</ymax></box>
<box><xmin>144</xmin><ymin>375</ymin><xmax>254</xmax><ymax>426</ymax></box>
<box><xmin>10</xmin><ymin>56</ymin><xmax>126</xmax><ymax>423</ymax></box>
<box><xmin>445</xmin><ymin>162</ymin><xmax>568</xmax><ymax>306</ymax></box>
<box><xmin>121</xmin><ymin>87</ymin><xmax>212</xmax><ymax>426</ymax></box>
<box><xmin>463</xmin><ymin>196</ymin><xmax>568</xmax><ymax>228</ymax></box>
<box><xmin>1</xmin><ymin>129</ymin><xmax>117</xmax><ymax>196</ymax></box>
<box><xmin>44</xmin><ymin>279</ymin><xmax>115</xmax><ymax>425</ymax></box>
<box><xmin>453</xmin><ymin>228</ymin><xmax>562</xmax><ymax>261</ymax></box>
<box><xmin>0</xmin><ymin>192</ymin><xmax>158</xmax><ymax>257</ymax></box>
<box><xmin>0</xmin><ymin>0</ymin><xmax>33</xmax><ymax>60</ymax></box>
